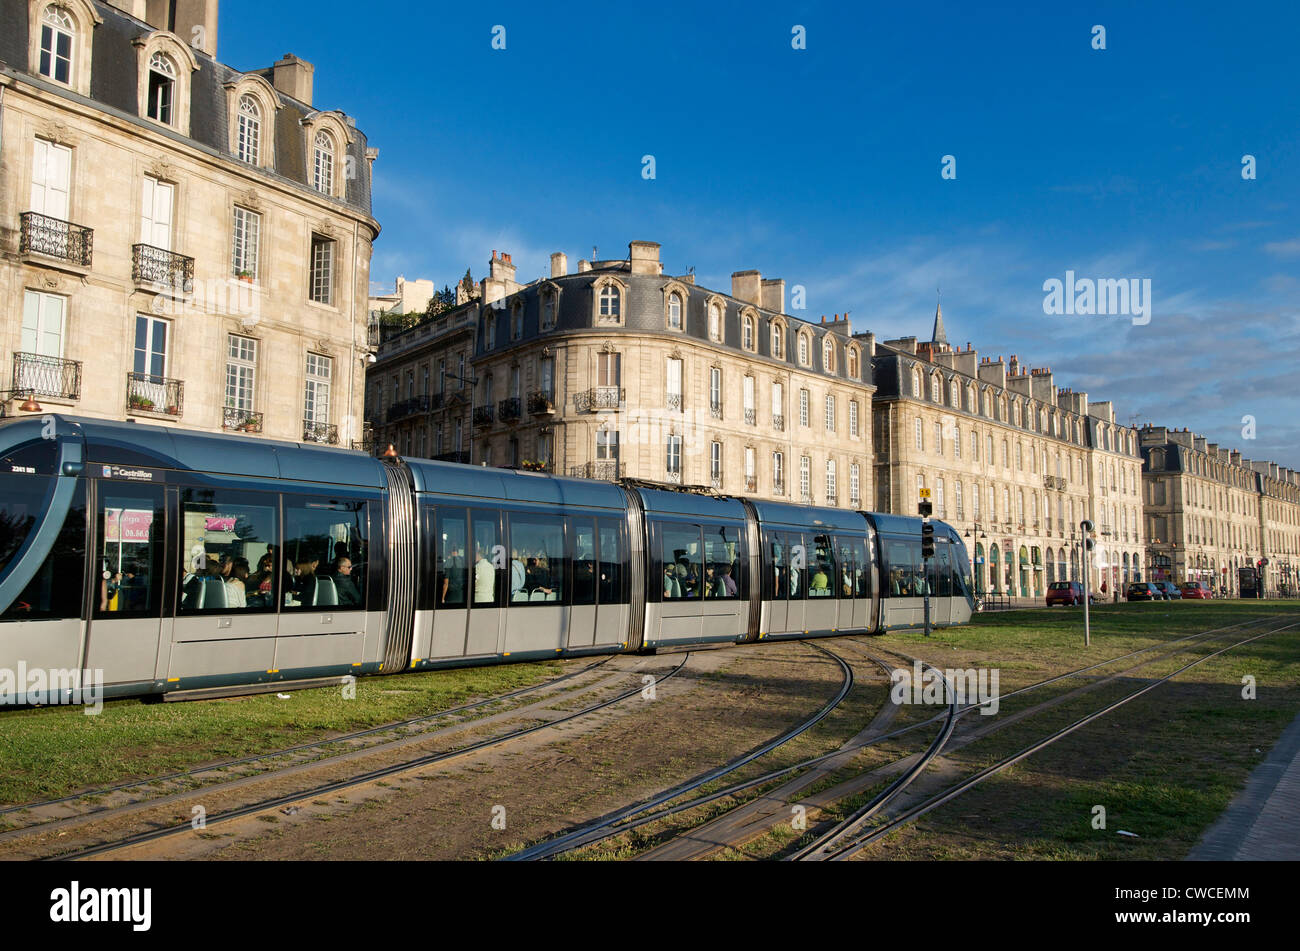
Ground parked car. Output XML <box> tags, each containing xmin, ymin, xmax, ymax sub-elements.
<box><xmin>1153</xmin><ymin>581</ymin><xmax>1183</xmax><ymax>600</ymax></box>
<box><xmin>1180</xmin><ymin>581</ymin><xmax>1213</xmax><ymax>599</ymax></box>
<box><xmin>1127</xmin><ymin>582</ymin><xmax>1162</xmax><ymax>601</ymax></box>
<box><xmin>1046</xmin><ymin>581</ymin><xmax>1097</xmax><ymax>606</ymax></box>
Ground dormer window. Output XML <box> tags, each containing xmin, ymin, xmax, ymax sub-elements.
<box><xmin>147</xmin><ymin>52</ymin><xmax>176</xmax><ymax>125</ymax></box>
<box><xmin>709</xmin><ymin>302</ymin><xmax>722</xmax><ymax>341</ymax></box>
<box><xmin>667</xmin><ymin>292</ymin><xmax>682</xmax><ymax>329</ymax></box>
<box><xmin>601</xmin><ymin>284</ymin><xmax>622</xmax><ymax>320</ymax></box>
<box><xmin>847</xmin><ymin>347</ymin><xmax>859</xmax><ymax>379</ymax></box>
<box><xmin>771</xmin><ymin>320</ymin><xmax>784</xmax><ymax>359</ymax></box>
<box><xmin>743</xmin><ymin>314</ymin><xmax>755</xmax><ymax>351</ymax></box>
<box><xmin>39</xmin><ymin>6</ymin><xmax>74</xmax><ymax>85</ymax></box>
<box><xmin>313</xmin><ymin>130</ymin><xmax>335</xmax><ymax>195</ymax></box>
<box><xmin>237</xmin><ymin>95</ymin><xmax>261</xmax><ymax>164</ymax></box>
<box><xmin>798</xmin><ymin>333</ymin><xmax>809</xmax><ymax>366</ymax></box>
<box><xmin>823</xmin><ymin>337</ymin><xmax>835</xmax><ymax>372</ymax></box>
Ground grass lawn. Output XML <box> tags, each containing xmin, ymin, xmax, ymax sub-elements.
<box><xmin>0</xmin><ymin>659</ymin><xmax>566</xmax><ymax>808</ymax></box>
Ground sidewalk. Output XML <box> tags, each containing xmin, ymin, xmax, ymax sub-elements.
<box><xmin>1188</xmin><ymin>707</ymin><xmax>1300</xmax><ymax>860</ymax></box>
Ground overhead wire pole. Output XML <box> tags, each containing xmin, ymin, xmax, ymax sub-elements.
<box><xmin>1081</xmin><ymin>518</ymin><xmax>1095</xmax><ymax>646</ymax></box>
<box><xmin>919</xmin><ymin>490</ymin><xmax>933</xmax><ymax>637</ymax></box>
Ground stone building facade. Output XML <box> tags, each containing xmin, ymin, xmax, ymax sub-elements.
<box><xmin>0</xmin><ymin>0</ymin><xmax>380</xmax><ymax>444</ymax></box>
<box><xmin>871</xmin><ymin>310</ymin><xmax>1145</xmax><ymax>599</ymax></box>
<box><xmin>369</xmin><ymin>241</ymin><xmax>876</xmax><ymax>507</ymax></box>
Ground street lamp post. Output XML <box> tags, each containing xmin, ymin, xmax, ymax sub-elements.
<box><xmin>445</xmin><ymin>370</ymin><xmax>479</xmax><ymax>465</ymax></box>
<box><xmin>964</xmin><ymin>522</ymin><xmax>988</xmax><ymax>599</ymax></box>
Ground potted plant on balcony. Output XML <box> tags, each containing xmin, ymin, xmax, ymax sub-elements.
<box><xmin>236</xmin><ymin>270</ymin><xmax>254</xmax><ymax>284</ymax></box>
<box><xmin>240</xmin><ymin>414</ymin><xmax>261</xmax><ymax>433</ymax></box>
<box><xmin>519</xmin><ymin>458</ymin><xmax>549</xmax><ymax>472</ymax></box>
<box><xmin>128</xmin><ymin>393</ymin><xmax>155</xmax><ymax>412</ymax></box>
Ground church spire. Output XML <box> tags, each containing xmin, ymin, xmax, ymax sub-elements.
<box><xmin>931</xmin><ymin>293</ymin><xmax>948</xmax><ymax>348</ymax></box>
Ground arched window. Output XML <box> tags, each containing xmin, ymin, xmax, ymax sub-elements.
<box><xmin>912</xmin><ymin>369</ymin><xmax>921</xmax><ymax>398</ymax></box>
<box><xmin>313</xmin><ymin>130</ymin><xmax>336</xmax><ymax>195</ymax></box>
<box><xmin>39</xmin><ymin>5</ymin><xmax>75</xmax><ymax>85</ymax></box>
<box><xmin>983</xmin><ymin>391</ymin><xmax>992</xmax><ymax>416</ymax></box>
<box><xmin>600</xmin><ymin>284</ymin><xmax>621</xmax><ymax>319</ymax></box>
<box><xmin>147</xmin><ymin>51</ymin><xmax>177</xmax><ymax>124</ymax></box>
<box><xmin>931</xmin><ymin>373</ymin><xmax>942</xmax><ymax>402</ymax></box>
<box><xmin>847</xmin><ymin>347</ymin><xmax>859</xmax><ymax>378</ymax></box>
<box><xmin>667</xmin><ymin>292</ymin><xmax>682</xmax><ymax>329</ymax></box>
<box><xmin>798</xmin><ymin>333</ymin><xmax>809</xmax><ymax>366</ymax></box>
<box><xmin>744</xmin><ymin>314</ymin><xmax>755</xmax><ymax>350</ymax></box>
<box><xmin>823</xmin><ymin>336</ymin><xmax>834</xmax><ymax>371</ymax></box>
<box><xmin>236</xmin><ymin>95</ymin><xmax>261</xmax><ymax>165</ymax></box>
<box><xmin>951</xmin><ymin>379</ymin><xmax>960</xmax><ymax>409</ymax></box>
<box><xmin>771</xmin><ymin>321</ymin><xmax>783</xmax><ymax>358</ymax></box>
<box><xmin>709</xmin><ymin>303</ymin><xmax>721</xmax><ymax>341</ymax></box>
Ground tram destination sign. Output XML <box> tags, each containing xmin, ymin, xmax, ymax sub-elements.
<box><xmin>100</xmin><ymin>464</ymin><xmax>162</xmax><ymax>482</ymax></box>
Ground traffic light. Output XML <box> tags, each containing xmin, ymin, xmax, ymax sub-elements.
<box><xmin>921</xmin><ymin>522</ymin><xmax>935</xmax><ymax>559</ymax></box>
<box><xmin>1084</xmin><ymin>535</ymin><xmax>1095</xmax><ymax>552</ymax></box>
<box><xmin>918</xmin><ymin>500</ymin><xmax>933</xmax><ymax>517</ymax></box>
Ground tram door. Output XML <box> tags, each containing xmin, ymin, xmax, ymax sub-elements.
<box><xmin>931</xmin><ymin>537</ymin><xmax>953</xmax><ymax>626</ymax></box>
<box><xmin>428</xmin><ymin>507</ymin><xmax>470</xmax><ymax>658</ymax></box>
<box><xmin>835</xmin><ymin>534</ymin><xmax>870</xmax><ymax>632</ymax></box>
<box><xmin>84</xmin><ymin>480</ymin><xmax>167</xmax><ymax>685</ymax></box>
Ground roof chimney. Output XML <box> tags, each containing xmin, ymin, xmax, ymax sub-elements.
<box><xmin>550</xmin><ymin>252</ymin><xmax>567</xmax><ymax>278</ymax></box>
<box><xmin>629</xmin><ymin>241</ymin><xmax>662</xmax><ymax>275</ymax></box>
<box><xmin>731</xmin><ymin>270</ymin><xmax>762</xmax><ymax>305</ymax></box>
<box><xmin>272</xmin><ymin>54</ymin><xmax>315</xmax><ymax>106</ymax></box>
<box><xmin>760</xmin><ymin>279</ymin><xmax>785</xmax><ymax>314</ymax></box>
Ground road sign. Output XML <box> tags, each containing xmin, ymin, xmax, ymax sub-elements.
<box><xmin>918</xmin><ymin>488</ymin><xmax>931</xmax><ymax>499</ymax></box>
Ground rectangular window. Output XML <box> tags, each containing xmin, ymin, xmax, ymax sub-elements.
<box><xmin>178</xmin><ymin>488</ymin><xmax>279</xmax><ymax>613</ymax></box>
<box><xmin>772</xmin><ymin>382</ymin><xmax>783</xmax><ymax>418</ymax></box>
<box><xmin>599</xmin><ymin>352</ymin><xmax>621</xmax><ymax>387</ymax></box>
<box><xmin>953</xmin><ymin>426</ymin><xmax>961</xmax><ymax>458</ymax></box>
<box><xmin>661</xmin><ymin>524</ymin><xmax>701</xmax><ymax>601</ymax></box>
<box><xmin>540</xmin><ymin>356</ymin><xmax>554</xmax><ymax>397</ymax></box>
<box><xmin>310</xmin><ymin>234</ymin><xmax>334</xmax><ymax>305</ymax></box>
<box><xmin>508</xmin><ymin>514</ymin><xmax>564</xmax><ymax>603</ymax></box>
<box><xmin>743</xmin><ymin>376</ymin><xmax>755</xmax><ymax>415</ymax></box>
<box><xmin>232</xmin><ymin>206</ymin><xmax>260</xmax><ymax>279</ymax></box>
<box><xmin>140</xmin><ymin>175</ymin><xmax>173</xmax><ymax>249</ymax></box>
<box><xmin>849</xmin><ymin>400</ymin><xmax>859</xmax><ymax>437</ymax></box>
<box><xmin>850</xmin><ymin>463</ymin><xmax>860</xmax><ymax>506</ymax></box>
<box><xmin>147</xmin><ymin>67</ymin><xmax>174</xmax><ymax>125</ymax></box>
<box><xmin>596</xmin><ymin>429</ymin><xmax>619</xmax><ymax>460</ymax></box>
<box><xmin>935</xmin><ymin>421</ymin><xmax>942</xmax><ymax>455</ymax></box>
<box><xmin>937</xmin><ymin>479</ymin><xmax>945</xmax><ymax>517</ymax></box>
<box><xmin>667</xmin><ymin>358</ymin><xmax>683</xmax><ymax>401</ymax></box>
<box><xmin>915</xmin><ymin>417</ymin><xmax>923</xmax><ymax>451</ymax></box>
<box><xmin>20</xmin><ymin>290</ymin><xmax>66</xmax><ymax>360</ymax></box>
<box><xmin>773</xmin><ymin>451</ymin><xmax>785</xmax><ymax>491</ymax></box>
<box><xmin>39</xmin><ymin>20</ymin><xmax>73</xmax><ymax>85</ymax></box>
<box><xmin>825</xmin><ymin>394</ymin><xmax>836</xmax><ymax>432</ymax></box>
<box><xmin>225</xmin><ymin>334</ymin><xmax>257</xmax><ymax>412</ymax></box>
<box><xmin>799</xmin><ymin>389</ymin><xmax>809</xmax><ymax>427</ymax></box>
<box><xmin>667</xmin><ymin>434</ymin><xmax>682</xmax><ymax>474</ymax></box>
<box><xmin>598</xmin><ymin>519</ymin><xmax>626</xmax><ymax>605</ymax></box>
<box><xmin>826</xmin><ymin>459</ymin><xmax>837</xmax><ymax>501</ymax></box>
<box><xmin>305</xmin><ymin>352</ymin><xmax>332</xmax><ymax>425</ymax></box>
<box><xmin>711</xmin><ymin>441</ymin><xmax>722</xmax><ymax>482</ymax></box>
<box><xmin>94</xmin><ymin>483</ymin><xmax>165</xmax><ymax>618</ymax></box>
<box><xmin>710</xmin><ymin>366</ymin><xmax>722</xmax><ymax>410</ymax></box>
<box><xmin>800</xmin><ymin>455</ymin><xmax>811</xmax><ymax>501</ymax></box>
<box><xmin>282</xmin><ymin>497</ymin><xmax>369</xmax><ymax>610</ymax></box>
<box><xmin>30</xmin><ymin>138</ymin><xmax>71</xmax><ymax>220</ymax></box>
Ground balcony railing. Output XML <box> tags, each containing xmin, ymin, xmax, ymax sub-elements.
<box><xmin>710</xmin><ymin>474</ymin><xmax>723</xmax><ymax>490</ymax></box>
<box><xmin>666</xmin><ymin>393</ymin><xmax>682</xmax><ymax>412</ymax></box>
<box><xmin>20</xmin><ymin>212</ymin><xmax>93</xmax><ymax>267</ymax></box>
<box><xmin>132</xmin><ymin>243</ymin><xmax>194</xmax><ymax>292</ymax></box>
<box><xmin>222</xmin><ymin>407</ymin><xmax>263</xmax><ymax>433</ymax></box>
<box><xmin>710</xmin><ymin>400</ymin><xmax>723</xmax><ymax>419</ymax></box>
<box><xmin>351</xmin><ymin>438</ymin><xmax>375</xmax><ymax>454</ymax></box>
<box><xmin>850</xmin><ymin>495</ymin><xmax>861</xmax><ymax>509</ymax></box>
<box><xmin>569</xmin><ymin>461</ymin><xmax>621</xmax><ymax>481</ymax></box>
<box><xmin>387</xmin><ymin>395</ymin><xmax>430</xmax><ymax>423</ymax></box>
<box><xmin>772</xmin><ymin>415</ymin><xmax>785</xmax><ymax>432</ymax></box>
<box><xmin>773</xmin><ymin>481</ymin><xmax>786</xmax><ymax>497</ymax></box>
<box><xmin>125</xmin><ymin>372</ymin><xmax>183</xmax><ymax>416</ymax></box>
<box><xmin>302</xmin><ymin>419</ymin><xmax>339</xmax><ymax>445</ymax></box>
<box><xmin>575</xmin><ymin>386</ymin><xmax>623</xmax><ymax>412</ymax></box>
<box><xmin>666</xmin><ymin>469</ymin><xmax>682</xmax><ymax>484</ymax></box>
<box><xmin>498</xmin><ymin>397</ymin><xmax>522</xmax><ymax>422</ymax></box>
<box><xmin>527</xmin><ymin>390</ymin><xmax>555</xmax><ymax>414</ymax></box>
<box><xmin>12</xmin><ymin>352</ymin><xmax>81</xmax><ymax>400</ymax></box>
<box><xmin>744</xmin><ymin>409</ymin><xmax>756</xmax><ymax>426</ymax></box>
<box><xmin>827</xmin><ymin>495</ymin><xmax>838</xmax><ymax>507</ymax></box>
<box><xmin>472</xmin><ymin>406</ymin><xmax>495</xmax><ymax>427</ymax></box>
<box><xmin>745</xmin><ymin>476</ymin><xmax>757</xmax><ymax>493</ymax></box>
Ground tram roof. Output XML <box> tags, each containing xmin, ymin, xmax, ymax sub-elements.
<box><xmin>405</xmin><ymin>458</ymin><xmax>629</xmax><ymax>509</ymax></box>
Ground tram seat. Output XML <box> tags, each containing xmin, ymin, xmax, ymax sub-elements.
<box><xmin>200</xmin><ymin>577</ymin><xmax>228</xmax><ymax>610</ymax></box>
<box><xmin>512</xmin><ymin>590</ymin><xmax>530</xmax><ymax>602</ymax></box>
<box><xmin>545</xmin><ymin>591</ymin><xmax>557</xmax><ymax>601</ymax></box>
<box><xmin>530</xmin><ymin>590</ymin><xmax>546</xmax><ymax>602</ymax></box>
<box><xmin>314</xmin><ymin>577</ymin><xmax>338</xmax><ymax>606</ymax></box>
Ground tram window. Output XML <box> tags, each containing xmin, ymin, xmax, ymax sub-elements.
<box><xmin>178</xmin><ymin>488</ymin><xmax>278</xmax><ymax>614</ymax></box>
<box><xmin>0</xmin><ymin>476</ymin><xmax>86</xmax><ymax>621</ymax></box>
<box><xmin>852</xmin><ymin>537</ymin><xmax>870</xmax><ymax>598</ymax></box>
<box><xmin>94</xmin><ymin>484</ymin><xmax>165</xmax><ymax>618</ymax></box>
<box><xmin>809</xmin><ymin>532</ymin><xmax>835</xmax><ymax>598</ymax></box>
<box><xmin>661</xmin><ymin>524</ymin><xmax>702</xmax><ymax>600</ymax></box>
<box><xmin>570</xmin><ymin>518</ymin><xmax>596</xmax><ymax>606</ymax></box>
<box><xmin>597</xmin><ymin>519</ymin><xmax>625</xmax><ymax>604</ymax></box>
<box><xmin>470</xmin><ymin>509</ymin><xmax>501</xmax><ymax>606</ymax></box>
<box><xmin>933</xmin><ymin>539</ymin><xmax>952</xmax><ymax>597</ymax></box>
<box><xmin>283</xmin><ymin>497</ymin><xmax>369</xmax><ymax>610</ymax></box>
<box><xmin>764</xmin><ymin>532</ymin><xmax>785</xmax><ymax>601</ymax></box>
<box><xmin>787</xmin><ymin>532</ymin><xmax>807</xmax><ymax>600</ymax></box>
<box><xmin>702</xmin><ymin>523</ymin><xmax>741</xmax><ymax>599</ymax></box>
<box><xmin>509</xmin><ymin>513</ymin><xmax>565</xmax><ymax>604</ymax></box>
<box><xmin>835</xmin><ymin>535</ymin><xmax>868</xmax><ymax>599</ymax></box>
<box><xmin>437</xmin><ymin>509</ymin><xmax>468</xmax><ymax>608</ymax></box>
<box><xmin>885</xmin><ymin>537</ymin><xmax>923</xmax><ymax>597</ymax></box>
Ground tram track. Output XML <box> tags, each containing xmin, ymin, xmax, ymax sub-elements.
<box><xmin>21</xmin><ymin>654</ymin><xmax>690</xmax><ymax>860</ymax></box>
<box><xmin>518</xmin><ymin>614</ymin><xmax>1288</xmax><ymax>860</ymax></box>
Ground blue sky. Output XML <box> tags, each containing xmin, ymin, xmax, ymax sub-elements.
<box><xmin>218</xmin><ymin>0</ymin><xmax>1300</xmax><ymax>468</ymax></box>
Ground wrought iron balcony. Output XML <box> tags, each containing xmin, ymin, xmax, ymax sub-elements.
<box><xmin>666</xmin><ymin>393</ymin><xmax>682</xmax><ymax>412</ymax></box>
<box><xmin>772</xmin><ymin>415</ymin><xmax>785</xmax><ymax>432</ymax></box>
<box><xmin>710</xmin><ymin>474</ymin><xmax>723</xmax><ymax>490</ymax></box>
<box><xmin>20</xmin><ymin>212</ymin><xmax>93</xmax><ymax>267</ymax></box>
<box><xmin>827</xmin><ymin>495</ymin><xmax>838</xmax><ymax>507</ymax></box>
<box><xmin>710</xmin><ymin>400</ymin><xmax>723</xmax><ymax>419</ymax></box>
<box><xmin>569</xmin><ymin>461</ymin><xmax>620</xmax><ymax>481</ymax></box>
<box><xmin>386</xmin><ymin>394</ymin><xmax>430</xmax><ymax>423</ymax></box>
<box><xmin>745</xmin><ymin>476</ymin><xmax>757</xmax><ymax>493</ymax></box>
<box><xmin>12</xmin><ymin>352</ymin><xmax>81</xmax><ymax>400</ymax></box>
<box><xmin>132</xmin><ymin>243</ymin><xmax>194</xmax><ymax>292</ymax></box>
<box><xmin>773</xmin><ymin>481</ymin><xmax>786</xmax><ymax>497</ymax></box>
<box><xmin>850</xmin><ymin>495</ymin><xmax>861</xmax><ymax>509</ymax></box>
<box><xmin>498</xmin><ymin>397</ymin><xmax>522</xmax><ymax>422</ymax></box>
<box><xmin>351</xmin><ymin>438</ymin><xmax>376</xmax><ymax>454</ymax></box>
<box><xmin>666</xmin><ymin>469</ymin><xmax>682</xmax><ymax>484</ymax></box>
<box><xmin>472</xmin><ymin>406</ymin><xmax>495</xmax><ymax>427</ymax></box>
<box><xmin>125</xmin><ymin>372</ymin><xmax>183</xmax><ymax>416</ymax></box>
<box><xmin>302</xmin><ymin>419</ymin><xmax>339</xmax><ymax>445</ymax></box>
<box><xmin>527</xmin><ymin>390</ymin><xmax>555</xmax><ymax>415</ymax></box>
<box><xmin>744</xmin><ymin>409</ymin><xmax>756</xmax><ymax>426</ymax></box>
<box><xmin>222</xmin><ymin>407</ymin><xmax>263</xmax><ymax>433</ymax></box>
<box><xmin>576</xmin><ymin>386</ymin><xmax>623</xmax><ymax>412</ymax></box>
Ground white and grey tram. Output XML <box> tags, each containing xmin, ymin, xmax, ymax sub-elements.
<box><xmin>0</xmin><ymin>416</ymin><xmax>974</xmax><ymax>705</ymax></box>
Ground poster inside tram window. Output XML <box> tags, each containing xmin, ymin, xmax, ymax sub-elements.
<box><xmin>104</xmin><ymin>508</ymin><xmax>154</xmax><ymax>543</ymax></box>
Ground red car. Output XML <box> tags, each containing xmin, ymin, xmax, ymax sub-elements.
<box><xmin>1046</xmin><ymin>581</ymin><xmax>1096</xmax><ymax>606</ymax></box>
<box><xmin>1180</xmin><ymin>581</ymin><xmax>1213</xmax><ymax>599</ymax></box>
